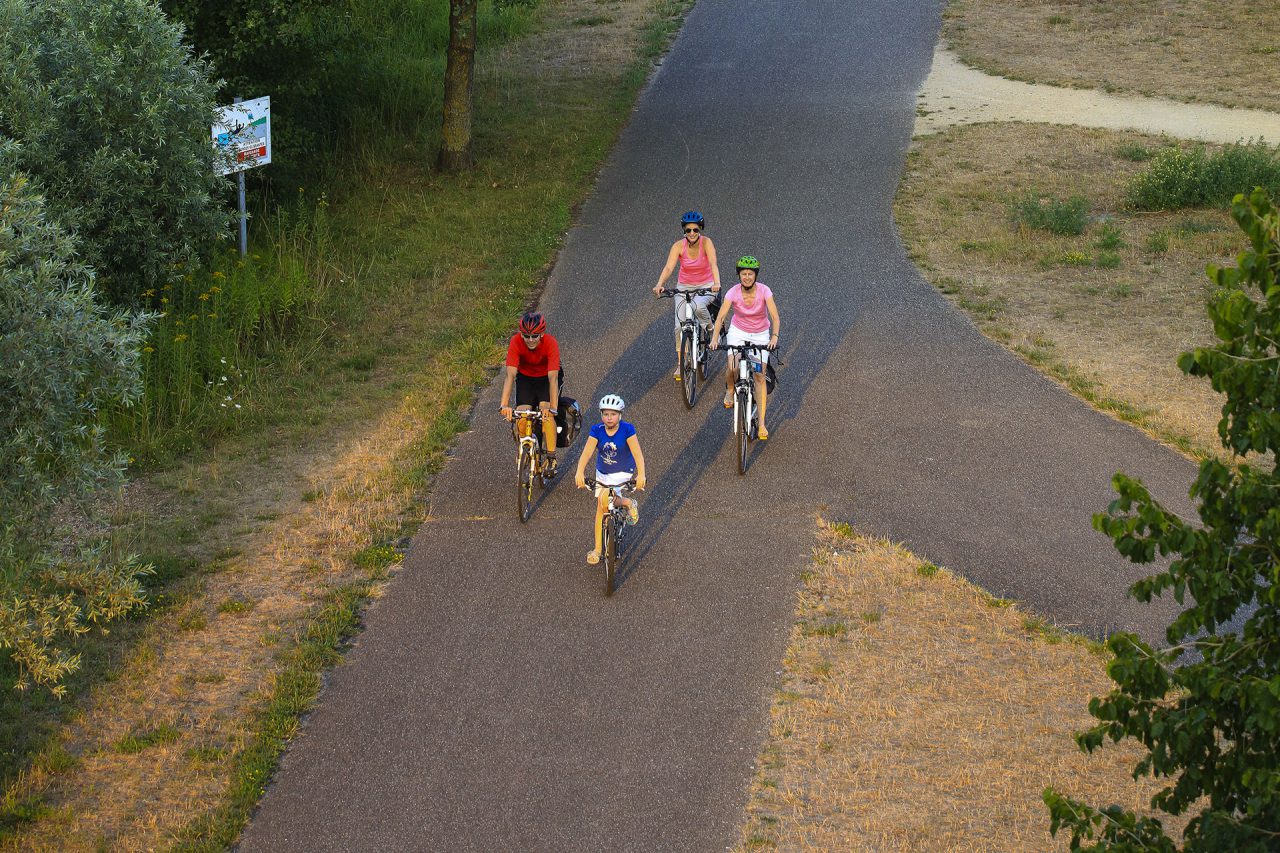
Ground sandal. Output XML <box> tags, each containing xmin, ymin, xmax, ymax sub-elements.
<box><xmin>586</xmin><ymin>550</ymin><xmax>601</xmax><ymax>565</ymax></box>
<box><xmin>758</xmin><ymin>425</ymin><xmax>769</xmax><ymax>441</ymax></box>
<box><xmin>723</xmin><ymin>389</ymin><xmax>733</xmax><ymax>409</ymax></box>
<box><xmin>673</xmin><ymin>368</ymin><xmax>682</xmax><ymax>382</ymax></box>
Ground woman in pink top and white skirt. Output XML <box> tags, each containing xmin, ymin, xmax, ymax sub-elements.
<box><xmin>652</xmin><ymin>210</ymin><xmax>722</xmax><ymax>380</ymax></box>
<box><xmin>710</xmin><ymin>255</ymin><xmax>781</xmax><ymax>440</ymax></box>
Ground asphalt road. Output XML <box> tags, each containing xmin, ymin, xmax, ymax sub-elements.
<box><xmin>241</xmin><ymin>1</ymin><xmax>1197</xmax><ymax>849</ymax></box>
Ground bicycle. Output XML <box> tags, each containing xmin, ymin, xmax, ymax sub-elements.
<box><xmin>582</xmin><ymin>477</ymin><xmax>638</xmax><ymax>596</ymax></box>
<box><xmin>659</xmin><ymin>287</ymin><xmax>716</xmax><ymax>409</ymax></box>
<box><xmin>508</xmin><ymin>408</ymin><xmax>555</xmax><ymax>522</ymax></box>
<box><xmin>718</xmin><ymin>342</ymin><xmax>775</xmax><ymax>475</ymax></box>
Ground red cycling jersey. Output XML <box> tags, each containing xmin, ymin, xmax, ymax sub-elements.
<box><xmin>506</xmin><ymin>334</ymin><xmax>560</xmax><ymax>377</ymax></box>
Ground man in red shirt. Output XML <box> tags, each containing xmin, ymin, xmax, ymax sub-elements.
<box><xmin>499</xmin><ymin>312</ymin><xmax>562</xmax><ymax>474</ymax></box>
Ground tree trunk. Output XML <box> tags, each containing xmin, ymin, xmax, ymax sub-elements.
<box><xmin>438</xmin><ymin>0</ymin><xmax>477</xmax><ymax>172</ymax></box>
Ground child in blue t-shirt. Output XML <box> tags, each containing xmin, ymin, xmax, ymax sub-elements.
<box><xmin>574</xmin><ymin>393</ymin><xmax>647</xmax><ymax>565</ymax></box>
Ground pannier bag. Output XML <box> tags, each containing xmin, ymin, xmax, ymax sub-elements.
<box><xmin>555</xmin><ymin>397</ymin><xmax>582</xmax><ymax>447</ymax></box>
<box><xmin>706</xmin><ymin>293</ymin><xmax>724</xmax><ymax>324</ymax></box>
<box><xmin>765</xmin><ymin>361</ymin><xmax>779</xmax><ymax>395</ymax></box>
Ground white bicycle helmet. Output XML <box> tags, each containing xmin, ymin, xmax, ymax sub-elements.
<box><xmin>598</xmin><ymin>393</ymin><xmax>626</xmax><ymax>412</ymax></box>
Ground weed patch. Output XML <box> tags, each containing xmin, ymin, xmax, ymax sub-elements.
<box><xmin>1010</xmin><ymin>193</ymin><xmax>1089</xmax><ymax>235</ymax></box>
<box><xmin>1126</xmin><ymin>142</ymin><xmax>1280</xmax><ymax>210</ymax></box>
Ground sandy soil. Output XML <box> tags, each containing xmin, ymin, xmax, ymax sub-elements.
<box><xmin>915</xmin><ymin>46</ymin><xmax>1280</xmax><ymax>141</ymax></box>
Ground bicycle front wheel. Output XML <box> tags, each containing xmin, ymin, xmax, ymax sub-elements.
<box><xmin>736</xmin><ymin>389</ymin><xmax>750</xmax><ymax>475</ymax></box>
<box><xmin>517</xmin><ymin>445</ymin><xmax>535</xmax><ymax>522</ymax></box>
<box><xmin>602</xmin><ymin>514</ymin><xmax>618</xmax><ymax>596</ymax></box>
<box><xmin>680</xmin><ymin>328</ymin><xmax>697</xmax><ymax>409</ymax></box>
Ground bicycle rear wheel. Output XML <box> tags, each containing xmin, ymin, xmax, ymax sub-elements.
<box><xmin>736</xmin><ymin>389</ymin><xmax>750</xmax><ymax>475</ymax></box>
<box><xmin>517</xmin><ymin>445</ymin><xmax>535</xmax><ymax>522</ymax></box>
<box><xmin>602</xmin><ymin>514</ymin><xmax>618</xmax><ymax>596</ymax></box>
<box><xmin>679</xmin><ymin>328</ymin><xmax>697</xmax><ymax>409</ymax></box>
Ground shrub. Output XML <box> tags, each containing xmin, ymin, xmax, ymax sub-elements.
<box><xmin>1127</xmin><ymin>141</ymin><xmax>1280</xmax><ymax>210</ymax></box>
<box><xmin>0</xmin><ymin>152</ymin><xmax>152</xmax><ymax>695</ymax></box>
<box><xmin>1011</xmin><ymin>194</ymin><xmax>1090</xmax><ymax>235</ymax></box>
<box><xmin>0</xmin><ymin>0</ymin><xmax>229</xmax><ymax>306</ymax></box>
<box><xmin>1045</xmin><ymin>189</ymin><xmax>1280</xmax><ymax>850</ymax></box>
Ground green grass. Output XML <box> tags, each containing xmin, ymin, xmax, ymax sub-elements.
<box><xmin>115</xmin><ymin>724</ymin><xmax>182</xmax><ymax>754</ymax></box>
<box><xmin>1010</xmin><ymin>193</ymin><xmax>1090</xmax><ymax>235</ymax></box>
<box><xmin>916</xmin><ymin>561</ymin><xmax>939</xmax><ymax>578</ymax></box>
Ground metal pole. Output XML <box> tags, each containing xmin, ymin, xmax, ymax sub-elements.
<box><xmin>234</xmin><ymin>97</ymin><xmax>247</xmax><ymax>257</ymax></box>
<box><xmin>237</xmin><ymin>170</ymin><xmax>247</xmax><ymax>257</ymax></box>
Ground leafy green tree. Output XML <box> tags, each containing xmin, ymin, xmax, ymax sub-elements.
<box><xmin>160</xmin><ymin>0</ymin><xmax>365</xmax><ymax>181</ymax></box>
<box><xmin>0</xmin><ymin>0</ymin><xmax>228</xmax><ymax>305</ymax></box>
<box><xmin>1045</xmin><ymin>187</ymin><xmax>1280</xmax><ymax>850</ymax></box>
<box><xmin>0</xmin><ymin>147</ymin><xmax>152</xmax><ymax>695</ymax></box>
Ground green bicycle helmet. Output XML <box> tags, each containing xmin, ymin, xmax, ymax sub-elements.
<box><xmin>735</xmin><ymin>255</ymin><xmax>761</xmax><ymax>272</ymax></box>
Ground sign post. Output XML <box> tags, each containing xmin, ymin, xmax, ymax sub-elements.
<box><xmin>212</xmin><ymin>96</ymin><xmax>271</xmax><ymax>256</ymax></box>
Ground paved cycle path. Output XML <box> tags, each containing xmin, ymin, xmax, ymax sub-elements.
<box><xmin>242</xmin><ymin>1</ymin><xmax>1197</xmax><ymax>849</ymax></box>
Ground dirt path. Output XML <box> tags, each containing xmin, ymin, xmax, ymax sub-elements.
<box><xmin>915</xmin><ymin>46</ymin><xmax>1280</xmax><ymax>141</ymax></box>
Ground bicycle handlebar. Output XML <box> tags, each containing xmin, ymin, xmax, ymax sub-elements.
<box><xmin>716</xmin><ymin>342</ymin><xmax>777</xmax><ymax>353</ymax></box>
<box><xmin>582</xmin><ymin>477</ymin><xmax>638</xmax><ymax>492</ymax></box>
<box><xmin>658</xmin><ymin>287</ymin><xmax>716</xmax><ymax>298</ymax></box>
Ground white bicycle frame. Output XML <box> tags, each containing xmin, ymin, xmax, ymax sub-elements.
<box><xmin>676</xmin><ymin>296</ymin><xmax>702</xmax><ymax>368</ymax></box>
<box><xmin>731</xmin><ymin>347</ymin><xmax>761</xmax><ymax>435</ymax></box>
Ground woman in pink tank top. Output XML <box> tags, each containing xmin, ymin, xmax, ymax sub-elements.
<box><xmin>652</xmin><ymin>211</ymin><xmax>722</xmax><ymax>380</ymax></box>
<box><xmin>710</xmin><ymin>255</ymin><xmax>781</xmax><ymax>440</ymax></box>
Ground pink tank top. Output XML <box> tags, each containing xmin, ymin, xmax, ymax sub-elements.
<box><xmin>726</xmin><ymin>283</ymin><xmax>772</xmax><ymax>334</ymax></box>
<box><xmin>676</xmin><ymin>238</ymin><xmax>713</xmax><ymax>284</ymax></box>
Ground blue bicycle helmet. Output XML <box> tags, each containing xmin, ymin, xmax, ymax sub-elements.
<box><xmin>680</xmin><ymin>210</ymin><xmax>705</xmax><ymax>229</ymax></box>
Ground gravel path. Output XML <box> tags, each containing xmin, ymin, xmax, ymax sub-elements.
<box><xmin>916</xmin><ymin>45</ymin><xmax>1280</xmax><ymax>140</ymax></box>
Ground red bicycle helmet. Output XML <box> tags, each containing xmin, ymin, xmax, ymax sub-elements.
<box><xmin>518</xmin><ymin>311</ymin><xmax>547</xmax><ymax>335</ymax></box>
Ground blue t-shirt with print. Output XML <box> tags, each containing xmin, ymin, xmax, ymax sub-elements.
<box><xmin>590</xmin><ymin>421</ymin><xmax>637</xmax><ymax>475</ymax></box>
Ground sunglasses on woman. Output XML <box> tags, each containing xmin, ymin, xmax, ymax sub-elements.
<box><xmin>683</xmin><ymin>227</ymin><xmax>700</xmax><ymax>234</ymax></box>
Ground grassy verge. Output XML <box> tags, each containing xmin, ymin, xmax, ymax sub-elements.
<box><xmin>942</xmin><ymin>0</ymin><xmax>1280</xmax><ymax>113</ymax></box>
<box><xmin>895</xmin><ymin>123</ymin><xmax>1248</xmax><ymax>458</ymax></box>
<box><xmin>0</xmin><ymin>0</ymin><xmax>694</xmax><ymax>848</ymax></box>
<box><xmin>735</xmin><ymin>523</ymin><xmax>1176</xmax><ymax>851</ymax></box>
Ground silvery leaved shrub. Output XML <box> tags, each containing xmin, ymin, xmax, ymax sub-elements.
<box><xmin>0</xmin><ymin>0</ymin><xmax>230</xmax><ymax>306</ymax></box>
<box><xmin>0</xmin><ymin>148</ymin><xmax>153</xmax><ymax>695</ymax></box>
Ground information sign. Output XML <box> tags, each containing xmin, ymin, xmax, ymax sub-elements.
<box><xmin>212</xmin><ymin>96</ymin><xmax>271</xmax><ymax>175</ymax></box>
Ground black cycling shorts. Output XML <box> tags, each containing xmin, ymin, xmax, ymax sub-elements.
<box><xmin>515</xmin><ymin>373</ymin><xmax>552</xmax><ymax>408</ymax></box>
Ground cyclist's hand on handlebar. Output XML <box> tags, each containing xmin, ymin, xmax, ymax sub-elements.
<box><xmin>500</xmin><ymin>406</ymin><xmax>513</xmax><ymax>421</ymax></box>
<box><xmin>575</xmin><ymin>472</ymin><xmax>587</xmax><ymax>489</ymax></box>
<box><xmin>711</xmin><ymin>283</ymin><xmax>721</xmax><ymax>293</ymax></box>
<box><xmin>769</xmin><ymin>335</ymin><xmax>779</xmax><ymax>350</ymax></box>
<box><xmin>636</xmin><ymin>474</ymin><xmax>647</xmax><ymax>491</ymax></box>
<box><xmin>652</xmin><ymin>283</ymin><xmax>665</xmax><ymax>296</ymax></box>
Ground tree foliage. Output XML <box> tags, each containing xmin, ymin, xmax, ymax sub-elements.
<box><xmin>160</xmin><ymin>0</ymin><xmax>366</xmax><ymax>181</ymax></box>
<box><xmin>1045</xmin><ymin>188</ymin><xmax>1280</xmax><ymax>850</ymax></box>
<box><xmin>0</xmin><ymin>0</ymin><xmax>228</xmax><ymax>306</ymax></box>
<box><xmin>0</xmin><ymin>148</ymin><xmax>152</xmax><ymax>695</ymax></box>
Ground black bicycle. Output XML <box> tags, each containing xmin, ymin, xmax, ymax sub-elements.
<box><xmin>659</xmin><ymin>287</ymin><xmax>716</xmax><ymax>408</ymax></box>
<box><xmin>583</xmin><ymin>477</ymin><xmax>638</xmax><ymax>596</ymax></box>
<box><xmin>718</xmin><ymin>342</ymin><xmax>774</xmax><ymax>474</ymax></box>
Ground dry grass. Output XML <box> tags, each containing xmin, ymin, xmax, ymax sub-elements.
<box><xmin>736</xmin><ymin>526</ymin><xmax>1177</xmax><ymax>851</ymax></box>
<box><xmin>943</xmin><ymin>0</ymin><xmax>1280</xmax><ymax>114</ymax></box>
<box><xmin>896</xmin><ymin>123</ymin><xmax>1243</xmax><ymax>457</ymax></box>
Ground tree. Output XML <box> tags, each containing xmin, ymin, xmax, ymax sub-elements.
<box><xmin>0</xmin><ymin>0</ymin><xmax>228</xmax><ymax>306</ymax></box>
<box><xmin>0</xmin><ymin>146</ymin><xmax>152</xmax><ymax>695</ymax></box>
<box><xmin>1044</xmin><ymin>187</ymin><xmax>1280</xmax><ymax>850</ymax></box>
<box><xmin>438</xmin><ymin>0</ymin><xmax>478</xmax><ymax>172</ymax></box>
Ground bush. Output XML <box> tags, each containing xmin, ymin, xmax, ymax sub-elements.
<box><xmin>1010</xmin><ymin>193</ymin><xmax>1090</xmax><ymax>235</ymax></box>
<box><xmin>1045</xmin><ymin>188</ymin><xmax>1280</xmax><ymax>850</ymax></box>
<box><xmin>0</xmin><ymin>0</ymin><xmax>230</xmax><ymax>306</ymax></box>
<box><xmin>0</xmin><ymin>152</ymin><xmax>152</xmax><ymax>695</ymax></box>
<box><xmin>1127</xmin><ymin>142</ymin><xmax>1280</xmax><ymax>210</ymax></box>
